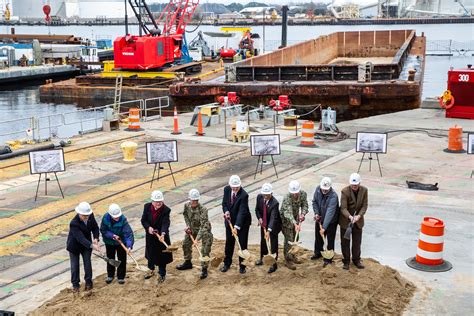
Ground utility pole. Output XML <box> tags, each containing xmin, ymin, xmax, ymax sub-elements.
<box><xmin>262</xmin><ymin>8</ymin><xmax>265</xmax><ymax>54</ymax></box>
<box><xmin>124</xmin><ymin>0</ymin><xmax>129</xmax><ymax>35</ymax></box>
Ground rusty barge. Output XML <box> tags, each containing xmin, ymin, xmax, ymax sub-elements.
<box><xmin>170</xmin><ymin>29</ymin><xmax>426</xmax><ymax>121</ymax></box>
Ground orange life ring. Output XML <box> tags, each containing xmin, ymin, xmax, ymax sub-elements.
<box><xmin>439</xmin><ymin>90</ymin><xmax>455</xmax><ymax>109</ymax></box>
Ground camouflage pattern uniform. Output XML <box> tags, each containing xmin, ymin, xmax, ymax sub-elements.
<box><xmin>279</xmin><ymin>190</ymin><xmax>309</xmax><ymax>260</ymax></box>
<box><xmin>182</xmin><ymin>202</ymin><xmax>213</xmax><ymax>268</ymax></box>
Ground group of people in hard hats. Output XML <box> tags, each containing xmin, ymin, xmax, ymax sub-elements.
<box><xmin>66</xmin><ymin>173</ymin><xmax>368</xmax><ymax>291</ymax></box>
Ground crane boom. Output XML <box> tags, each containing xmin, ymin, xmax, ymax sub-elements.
<box><xmin>157</xmin><ymin>0</ymin><xmax>200</xmax><ymax>36</ymax></box>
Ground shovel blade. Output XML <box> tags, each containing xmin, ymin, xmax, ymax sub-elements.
<box><xmin>199</xmin><ymin>256</ymin><xmax>211</xmax><ymax>263</ymax></box>
<box><xmin>288</xmin><ymin>241</ymin><xmax>302</xmax><ymax>246</ymax></box>
<box><xmin>263</xmin><ymin>255</ymin><xmax>276</xmax><ymax>266</ymax></box>
<box><xmin>321</xmin><ymin>250</ymin><xmax>335</xmax><ymax>260</ymax></box>
<box><xmin>238</xmin><ymin>249</ymin><xmax>251</xmax><ymax>260</ymax></box>
<box><xmin>343</xmin><ymin>226</ymin><xmax>352</xmax><ymax>240</ymax></box>
<box><xmin>108</xmin><ymin>259</ymin><xmax>122</xmax><ymax>268</ymax></box>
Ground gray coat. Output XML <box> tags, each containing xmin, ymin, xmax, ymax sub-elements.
<box><xmin>312</xmin><ymin>186</ymin><xmax>339</xmax><ymax>230</ymax></box>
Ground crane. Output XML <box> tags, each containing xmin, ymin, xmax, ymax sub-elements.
<box><xmin>114</xmin><ymin>0</ymin><xmax>200</xmax><ymax>71</ymax></box>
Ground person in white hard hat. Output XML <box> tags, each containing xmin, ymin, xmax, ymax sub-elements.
<box><xmin>221</xmin><ymin>175</ymin><xmax>251</xmax><ymax>274</ymax></box>
<box><xmin>279</xmin><ymin>180</ymin><xmax>309</xmax><ymax>270</ymax></box>
<box><xmin>141</xmin><ymin>190</ymin><xmax>173</xmax><ymax>283</ymax></box>
<box><xmin>339</xmin><ymin>173</ymin><xmax>368</xmax><ymax>270</ymax></box>
<box><xmin>100</xmin><ymin>203</ymin><xmax>134</xmax><ymax>284</ymax></box>
<box><xmin>311</xmin><ymin>177</ymin><xmax>340</xmax><ymax>267</ymax></box>
<box><xmin>176</xmin><ymin>189</ymin><xmax>214</xmax><ymax>280</ymax></box>
<box><xmin>66</xmin><ymin>201</ymin><xmax>100</xmax><ymax>293</ymax></box>
<box><xmin>254</xmin><ymin>183</ymin><xmax>281</xmax><ymax>273</ymax></box>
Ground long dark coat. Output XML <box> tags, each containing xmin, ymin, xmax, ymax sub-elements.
<box><xmin>141</xmin><ymin>203</ymin><xmax>173</xmax><ymax>266</ymax></box>
<box><xmin>66</xmin><ymin>214</ymin><xmax>100</xmax><ymax>254</ymax></box>
<box><xmin>255</xmin><ymin>194</ymin><xmax>281</xmax><ymax>233</ymax></box>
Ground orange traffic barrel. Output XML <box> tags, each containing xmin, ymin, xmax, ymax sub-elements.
<box><xmin>300</xmin><ymin>120</ymin><xmax>316</xmax><ymax>147</ymax></box>
<box><xmin>126</xmin><ymin>108</ymin><xmax>142</xmax><ymax>131</ymax></box>
<box><xmin>406</xmin><ymin>217</ymin><xmax>452</xmax><ymax>272</ymax></box>
<box><xmin>445</xmin><ymin>125</ymin><xmax>463</xmax><ymax>152</ymax></box>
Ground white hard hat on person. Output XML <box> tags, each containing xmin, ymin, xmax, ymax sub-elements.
<box><xmin>188</xmin><ymin>188</ymin><xmax>200</xmax><ymax>201</ymax></box>
<box><xmin>75</xmin><ymin>201</ymin><xmax>93</xmax><ymax>215</ymax></box>
<box><xmin>228</xmin><ymin>175</ymin><xmax>241</xmax><ymax>188</ymax></box>
<box><xmin>151</xmin><ymin>190</ymin><xmax>164</xmax><ymax>202</ymax></box>
<box><xmin>261</xmin><ymin>183</ymin><xmax>273</xmax><ymax>195</ymax></box>
<box><xmin>350</xmin><ymin>173</ymin><xmax>361</xmax><ymax>185</ymax></box>
<box><xmin>288</xmin><ymin>180</ymin><xmax>301</xmax><ymax>194</ymax></box>
<box><xmin>108</xmin><ymin>203</ymin><xmax>122</xmax><ymax>218</ymax></box>
<box><xmin>320</xmin><ymin>177</ymin><xmax>332</xmax><ymax>190</ymax></box>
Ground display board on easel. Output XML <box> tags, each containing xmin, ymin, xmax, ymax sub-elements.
<box><xmin>29</xmin><ymin>148</ymin><xmax>65</xmax><ymax>201</ymax></box>
<box><xmin>356</xmin><ymin>132</ymin><xmax>387</xmax><ymax>177</ymax></box>
<box><xmin>146</xmin><ymin>140</ymin><xmax>178</xmax><ymax>188</ymax></box>
<box><xmin>250</xmin><ymin>134</ymin><xmax>280</xmax><ymax>179</ymax></box>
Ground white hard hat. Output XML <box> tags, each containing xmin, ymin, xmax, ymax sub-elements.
<box><xmin>188</xmin><ymin>188</ymin><xmax>200</xmax><ymax>201</ymax></box>
<box><xmin>288</xmin><ymin>180</ymin><xmax>301</xmax><ymax>194</ymax></box>
<box><xmin>228</xmin><ymin>175</ymin><xmax>241</xmax><ymax>188</ymax></box>
<box><xmin>108</xmin><ymin>203</ymin><xmax>122</xmax><ymax>218</ymax></box>
<box><xmin>320</xmin><ymin>177</ymin><xmax>332</xmax><ymax>190</ymax></box>
<box><xmin>261</xmin><ymin>183</ymin><xmax>273</xmax><ymax>195</ymax></box>
<box><xmin>151</xmin><ymin>190</ymin><xmax>164</xmax><ymax>202</ymax></box>
<box><xmin>75</xmin><ymin>201</ymin><xmax>92</xmax><ymax>215</ymax></box>
<box><xmin>350</xmin><ymin>173</ymin><xmax>361</xmax><ymax>185</ymax></box>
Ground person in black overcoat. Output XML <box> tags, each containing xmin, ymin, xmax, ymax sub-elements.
<box><xmin>221</xmin><ymin>175</ymin><xmax>252</xmax><ymax>274</ymax></box>
<box><xmin>141</xmin><ymin>190</ymin><xmax>173</xmax><ymax>283</ymax></box>
<box><xmin>255</xmin><ymin>183</ymin><xmax>281</xmax><ymax>273</ymax></box>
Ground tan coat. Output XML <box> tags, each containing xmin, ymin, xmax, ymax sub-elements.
<box><xmin>339</xmin><ymin>185</ymin><xmax>368</xmax><ymax>229</ymax></box>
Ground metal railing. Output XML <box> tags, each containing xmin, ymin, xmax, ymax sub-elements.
<box><xmin>0</xmin><ymin>97</ymin><xmax>170</xmax><ymax>145</ymax></box>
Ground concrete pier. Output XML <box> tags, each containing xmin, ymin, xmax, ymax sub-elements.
<box><xmin>0</xmin><ymin>65</ymin><xmax>78</xmax><ymax>84</ymax></box>
<box><xmin>0</xmin><ymin>108</ymin><xmax>472</xmax><ymax>314</ymax></box>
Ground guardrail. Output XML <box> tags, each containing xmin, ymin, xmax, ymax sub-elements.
<box><xmin>0</xmin><ymin>97</ymin><xmax>170</xmax><ymax>145</ymax></box>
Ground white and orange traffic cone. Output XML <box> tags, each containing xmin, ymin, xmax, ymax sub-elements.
<box><xmin>171</xmin><ymin>107</ymin><xmax>182</xmax><ymax>135</ymax></box>
<box><xmin>196</xmin><ymin>111</ymin><xmax>205</xmax><ymax>136</ymax></box>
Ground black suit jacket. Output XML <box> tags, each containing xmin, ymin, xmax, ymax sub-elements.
<box><xmin>255</xmin><ymin>194</ymin><xmax>281</xmax><ymax>233</ymax></box>
<box><xmin>141</xmin><ymin>203</ymin><xmax>173</xmax><ymax>265</ymax></box>
<box><xmin>222</xmin><ymin>185</ymin><xmax>251</xmax><ymax>228</ymax></box>
<box><xmin>66</xmin><ymin>214</ymin><xmax>100</xmax><ymax>254</ymax></box>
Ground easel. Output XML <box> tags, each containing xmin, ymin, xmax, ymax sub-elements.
<box><xmin>357</xmin><ymin>152</ymin><xmax>383</xmax><ymax>177</ymax></box>
<box><xmin>35</xmin><ymin>172</ymin><xmax>65</xmax><ymax>201</ymax></box>
<box><xmin>150</xmin><ymin>162</ymin><xmax>177</xmax><ymax>188</ymax></box>
<box><xmin>254</xmin><ymin>155</ymin><xmax>278</xmax><ymax>179</ymax></box>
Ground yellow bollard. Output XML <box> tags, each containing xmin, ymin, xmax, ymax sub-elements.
<box><xmin>120</xmin><ymin>141</ymin><xmax>138</xmax><ymax>162</ymax></box>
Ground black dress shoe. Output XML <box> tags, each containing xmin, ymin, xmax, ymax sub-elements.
<box><xmin>239</xmin><ymin>266</ymin><xmax>246</xmax><ymax>274</ymax></box>
<box><xmin>200</xmin><ymin>268</ymin><xmax>208</xmax><ymax>280</ymax></box>
<box><xmin>354</xmin><ymin>261</ymin><xmax>365</xmax><ymax>269</ymax></box>
<box><xmin>268</xmin><ymin>265</ymin><xmax>277</xmax><ymax>274</ymax></box>
<box><xmin>343</xmin><ymin>263</ymin><xmax>349</xmax><ymax>270</ymax></box>
<box><xmin>220</xmin><ymin>265</ymin><xmax>230</xmax><ymax>273</ymax></box>
<box><xmin>311</xmin><ymin>254</ymin><xmax>322</xmax><ymax>260</ymax></box>
<box><xmin>176</xmin><ymin>260</ymin><xmax>193</xmax><ymax>270</ymax></box>
<box><xmin>255</xmin><ymin>259</ymin><xmax>263</xmax><ymax>266</ymax></box>
<box><xmin>158</xmin><ymin>275</ymin><xmax>166</xmax><ymax>283</ymax></box>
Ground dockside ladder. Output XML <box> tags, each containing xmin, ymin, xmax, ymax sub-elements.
<box><xmin>113</xmin><ymin>75</ymin><xmax>123</xmax><ymax>118</ymax></box>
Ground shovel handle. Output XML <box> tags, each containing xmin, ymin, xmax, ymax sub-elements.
<box><xmin>153</xmin><ymin>231</ymin><xmax>170</xmax><ymax>248</ymax></box>
<box><xmin>188</xmin><ymin>233</ymin><xmax>204</xmax><ymax>257</ymax></box>
<box><xmin>226</xmin><ymin>219</ymin><xmax>244</xmax><ymax>252</ymax></box>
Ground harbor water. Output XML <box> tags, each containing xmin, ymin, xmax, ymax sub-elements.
<box><xmin>0</xmin><ymin>23</ymin><xmax>472</xmax><ymax>145</ymax></box>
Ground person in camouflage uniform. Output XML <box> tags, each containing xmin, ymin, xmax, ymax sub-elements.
<box><xmin>176</xmin><ymin>189</ymin><xmax>213</xmax><ymax>279</ymax></box>
<box><xmin>279</xmin><ymin>180</ymin><xmax>309</xmax><ymax>270</ymax></box>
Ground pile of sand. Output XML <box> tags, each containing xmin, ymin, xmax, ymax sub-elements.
<box><xmin>32</xmin><ymin>240</ymin><xmax>415</xmax><ymax>315</ymax></box>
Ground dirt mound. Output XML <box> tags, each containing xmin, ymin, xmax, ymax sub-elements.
<box><xmin>32</xmin><ymin>240</ymin><xmax>415</xmax><ymax>315</ymax></box>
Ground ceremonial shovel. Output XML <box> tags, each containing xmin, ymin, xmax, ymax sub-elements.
<box><xmin>226</xmin><ymin>218</ymin><xmax>251</xmax><ymax>260</ymax></box>
<box><xmin>320</xmin><ymin>231</ymin><xmax>335</xmax><ymax>260</ymax></box>
<box><xmin>117</xmin><ymin>239</ymin><xmax>148</xmax><ymax>272</ymax></box>
<box><xmin>263</xmin><ymin>228</ymin><xmax>276</xmax><ymax>266</ymax></box>
<box><xmin>343</xmin><ymin>211</ymin><xmax>358</xmax><ymax>240</ymax></box>
<box><xmin>188</xmin><ymin>233</ymin><xmax>211</xmax><ymax>263</ymax></box>
<box><xmin>153</xmin><ymin>231</ymin><xmax>179</xmax><ymax>253</ymax></box>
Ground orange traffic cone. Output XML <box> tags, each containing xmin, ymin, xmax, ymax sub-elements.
<box><xmin>171</xmin><ymin>107</ymin><xmax>181</xmax><ymax>135</ymax></box>
<box><xmin>196</xmin><ymin>111</ymin><xmax>205</xmax><ymax>136</ymax></box>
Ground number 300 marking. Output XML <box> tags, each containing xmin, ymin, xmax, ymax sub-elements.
<box><xmin>458</xmin><ymin>74</ymin><xmax>470</xmax><ymax>82</ymax></box>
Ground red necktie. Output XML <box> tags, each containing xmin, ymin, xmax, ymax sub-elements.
<box><xmin>231</xmin><ymin>193</ymin><xmax>236</xmax><ymax>204</ymax></box>
<box><xmin>263</xmin><ymin>200</ymin><xmax>268</xmax><ymax>228</ymax></box>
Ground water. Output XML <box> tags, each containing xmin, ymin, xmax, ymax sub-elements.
<box><xmin>0</xmin><ymin>23</ymin><xmax>472</xmax><ymax>145</ymax></box>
